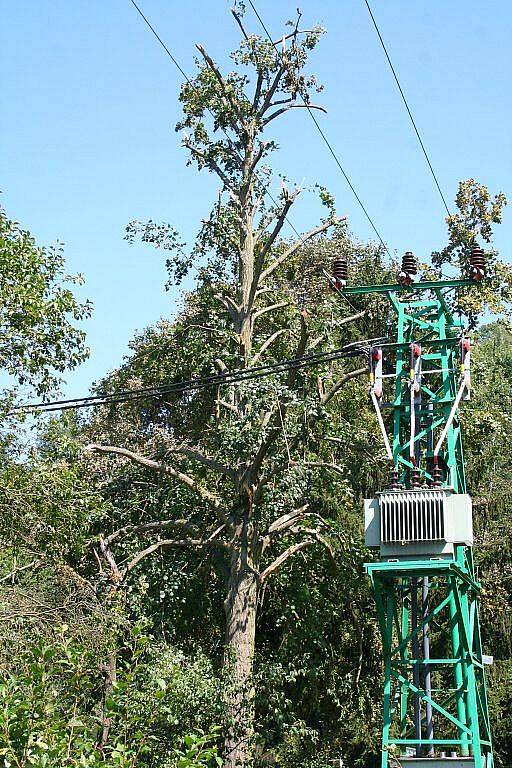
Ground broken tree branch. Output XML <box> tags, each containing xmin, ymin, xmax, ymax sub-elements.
<box><xmin>252</xmin><ymin>301</ymin><xmax>288</xmax><ymax>321</ymax></box>
<box><xmin>104</xmin><ymin>519</ymin><xmax>201</xmax><ymax>547</ymax></box>
<box><xmin>124</xmin><ymin>536</ymin><xmax>227</xmax><ymax>576</ymax></box>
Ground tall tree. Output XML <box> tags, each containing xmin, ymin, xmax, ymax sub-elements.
<box><xmin>87</xmin><ymin>13</ymin><xmax>374</xmax><ymax>767</ymax></box>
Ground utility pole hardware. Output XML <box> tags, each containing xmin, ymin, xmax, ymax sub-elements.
<box><xmin>332</xmin><ymin>247</ymin><xmax>494</xmax><ymax>768</ymax></box>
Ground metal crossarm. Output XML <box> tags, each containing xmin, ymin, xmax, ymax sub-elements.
<box><xmin>339</xmin><ymin>277</ymin><xmax>474</xmax><ymax>295</ymax></box>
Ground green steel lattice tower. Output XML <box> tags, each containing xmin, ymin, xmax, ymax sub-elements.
<box><xmin>338</xmin><ymin>272</ymin><xmax>494</xmax><ymax>768</ymax></box>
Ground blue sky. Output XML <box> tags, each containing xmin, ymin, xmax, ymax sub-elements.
<box><xmin>2</xmin><ymin>0</ymin><xmax>511</xmax><ymax>398</ymax></box>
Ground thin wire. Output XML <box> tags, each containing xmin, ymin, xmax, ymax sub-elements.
<box><xmin>17</xmin><ymin>347</ymin><xmax>352</xmax><ymax>411</ymax></box>
<box><xmin>16</xmin><ymin>344</ymin><xmax>376</xmax><ymax>414</ymax></box>
<box><xmin>362</xmin><ymin>0</ymin><xmax>451</xmax><ymax>217</ymax></box>
<box><xmin>246</xmin><ymin>0</ymin><xmax>391</xmax><ymax>255</ymax></box>
<box><xmin>128</xmin><ymin>0</ymin><xmax>189</xmax><ymax>80</ymax></box>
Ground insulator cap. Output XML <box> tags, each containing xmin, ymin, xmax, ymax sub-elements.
<box><xmin>401</xmin><ymin>251</ymin><xmax>418</xmax><ymax>275</ymax></box>
<box><xmin>332</xmin><ymin>255</ymin><xmax>348</xmax><ymax>284</ymax></box>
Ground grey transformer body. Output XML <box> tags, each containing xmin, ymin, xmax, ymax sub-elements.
<box><xmin>364</xmin><ymin>488</ymin><xmax>473</xmax><ymax>560</ymax></box>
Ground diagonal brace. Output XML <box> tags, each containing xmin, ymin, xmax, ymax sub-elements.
<box><xmin>390</xmin><ymin>669</ymin><xmax>472</xmax><ymax>735</ymax></box>
<box><xmin>392</xmin><ymin>593</ymin><xmax>452</xmax><ymax>658</ymax></box>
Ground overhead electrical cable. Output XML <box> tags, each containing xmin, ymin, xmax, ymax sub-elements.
<box><xmin>14</xmin><ymin>340</ymin><xmax>383</xmax><ymax>415</ymax></box>
<box><xmin>362</xmin><ymin>0</ymin><xmax>451</xmax><ymax>217</ymax></box>
<box><xmin>128</xmin><ymin>0</ymin><xmax>189</xmax><ymax>80</ymax></box>
<box><xmin>246</xmin><ymin>0</ymin><xmax>391</xmax><ymax>256</ymax></box>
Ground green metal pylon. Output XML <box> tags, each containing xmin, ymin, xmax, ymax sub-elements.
<box><xmin>340</xmin><ymin>277</ymin><xmax>494</xmax><ymax>767</ymax></box>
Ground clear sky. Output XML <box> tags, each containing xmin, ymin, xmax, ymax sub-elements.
<box><xmin>1</xmin><ymin>0</ymin><xmax>511</xmax><ymax>398</ymax></box>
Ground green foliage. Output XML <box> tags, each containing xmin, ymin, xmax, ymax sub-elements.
<box><xmin>173</xmin><ymin>731</ymin><xmax>222</xmax><ymax>768</ymax></box>
<box><xmin>107</xmin><ymin>640</ymin><xmax>225</xmax><ymax>761</ymax></box>
<box><xmin>0</xmin><ymin>205</ymin><xmax>91</xmax><ymax>395</ymax></box>
<box><xmin>432</xmin><ymin>179</ymin><xmax>510</xmax><ymax>320</ymax></box>
<box><xmin>0</xmin><ymin>625</ymin><xmax>225</xmax><ymax>768</ymax></box>
<box><xmin>0</xmin><ymin>635</ymin><xmax>102</xmax><ymax>767</ymax></box>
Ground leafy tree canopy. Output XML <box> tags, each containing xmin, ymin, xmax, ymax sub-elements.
<box><xmin>0</xmin><ymin>204</ymin><xmax>91</xmax><ymax>398</ymax></box>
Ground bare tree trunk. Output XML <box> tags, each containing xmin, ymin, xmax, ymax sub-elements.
<box><xmin>223</xmin><ymin>536</ymin><xmax>258</xmax><ymax>768</ymax></box>
<box><xmin>100</xmin><ymin>650</ymin><xmax>117</xmax><ymax>747</ymax></box>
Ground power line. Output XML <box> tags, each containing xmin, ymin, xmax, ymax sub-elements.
<box><xmin>362</xmin><ymin>0</ymin><xmax>451</xmax><ymax>217</ymax></box>
<box><xmin>15</xmin><ymin>341</ymin><xmax>382</xmax><ymax>414</ymax></box>
<box><xmin>246</xmin><ymin>0</ymin><xmax>391</xmax><ymax>256</ymax></box>
<box><xmin>128</xmin><ymin>0</ymin><xmax>189</xmax><ymax>80</ymax></box>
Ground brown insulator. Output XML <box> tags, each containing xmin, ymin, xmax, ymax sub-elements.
<box><xmin>470</xmin><ymin>246</ymin><xmax>485</xmax><ymax>267</ymax></box>
<box><xmin>432</xmin><ymin>463</ymin><xmax>443</xmax><ymax>487</ymax></box>
<box><xmin>332</xmin><ymin>255</ymin><xmax>348</xmax><ymax>285</ymax></box>
<box><xmin>389</xmin><ymin>468</ymin><xmax>399</xmax><ymax>490</ymax></box>
<box><xmin>402</xmin><ymin>251</ymin><xmax>418</xmax><ymax>275</ymax></box>
<box><xmin>410</xmin><ymin>466</ymin><xmax>422</xmax><ymax>488</ymax></box>
<box><xmin>468</xmin><ymin>245</ymin><xmax>486</xmax><ymax>281</ymax></box>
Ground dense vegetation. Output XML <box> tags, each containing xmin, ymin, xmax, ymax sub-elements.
<box><xmin>0</xmin><ymin>10</ymin><xmax>510</xmax><ymax>768</ymax></box>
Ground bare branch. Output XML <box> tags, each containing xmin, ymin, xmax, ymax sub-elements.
<box><xmin>259</xmin><ymin>219</ymin><xmax>343</xmax><ymax>284</ymax></box>
<box><xmin>257</xmin><ymin>64</ymin><xmax>286</xmax><ymax>118</ymax></box>
<box><xmin>252</xmin><ymin>68</ymin><xmax>264</xmax><ymax>110</ymax></box>
<box><xmin>249</xmin><ymin>425</ymin><xmax>280</xmax><ymax>482</ymax></box>
<box><xmin>168</xmin><ymin>445</ymin><xmax>238</xmax><ymax>481</ymax></box>
<box><xmin>263</xmin><ymin>506</ymin><xmax>333</xmax><ymax>550</ymax></box>
<box><xmin>266</xmin><ymin>97</ymin><xmax>294</xmax><ymax>108</ymax></box>
<box><xmin>248</xmin><ymin>141</ymin><xmax>269</xmax><ymax>177</ymax></box>
<box><xmin>320</xmin><ymin>366</ymin><xmax>368</xmax><ymax>406</ymax></box>
<box><xmin>86</xmin><ymin>444</ymin><xmax>231</xmax><ymax>527</ymax></box>
<box><xmin>215</xmin><ymin>293</ymin><xmax>241</xmax><ymax>324</ymax></box>
<box><xmin>252</xmin><ymin>301</ymin><xmax>288</xmax><ymax>321</ymax></box>
<box><xmin>124</xmin><ymin>536</ymin><xmax>227</xmax><ymax>576</ymax></box>
<box><xmin>99</xmin><ymin>536</ymin><xmax>122</xmax><ymax>585</ymax></box>
<box><xmin>0</xmin><ymin>558</ymin><xmax>44</xmax><ymax>584</ymax></box>
<box><xmin>254</xmin><ymin>193</ymin><xmax>298</xmax><ymax>272</ymax></box>
<box><xmin>269</xmin><ymin>29</ymin><xmax>319</xmax><ymax>46</ymax></box>
<box><xmin>251</xmin><ymin>329</ymin><xmax>289</xmax><ymax>367</ymax></box>
<box><xmin>105</xmin><ymin>519</ymin><xmax>201</xmax><ymax>547</ymax></box>
<box><xmin>263</xmin><ymin>103</ymin><xmax>327</xmax><ymax>126</ymax></box>
<box><xmin>293</xmin><ymin>526</ymin><xmax>336</xmax><ymax>562</ymax></box>
<box><xmin>267</xmin><ymin>504</ymin><xmax>310</xmax><ymax>535</ymax></box>
<box><xmin>303</xmin><ymin>462</ymin><xmax>345</xmax><ymax>476</ymax></box>
<box><xmin>309</xmin><ymin>310</ymin><xmax>366</xmax><ymax>350</ymax></box>
<box><xmin>260</xmin><ymin>540</ymin><xmax>314</xmax><ymax>582</ymax></box>
<box><xmin>230</xmin><ymin>8</ymin><xmax>249</xmax><ymax>41</ymax></box>
<box><xmin>215</xmin><ymin>398</ymin><xmax>240</xmax><ymax>415</ymax></box>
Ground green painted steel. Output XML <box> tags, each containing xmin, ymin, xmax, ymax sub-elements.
<box><xmin>345</xmin><ymin>278</ymin><xmax>494</xmax><ymax>767</ymax></box>
<box><xmin>339</xmin><ymin>277</ymin><xmax>474</xmax><ymax>295</ymax></box>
